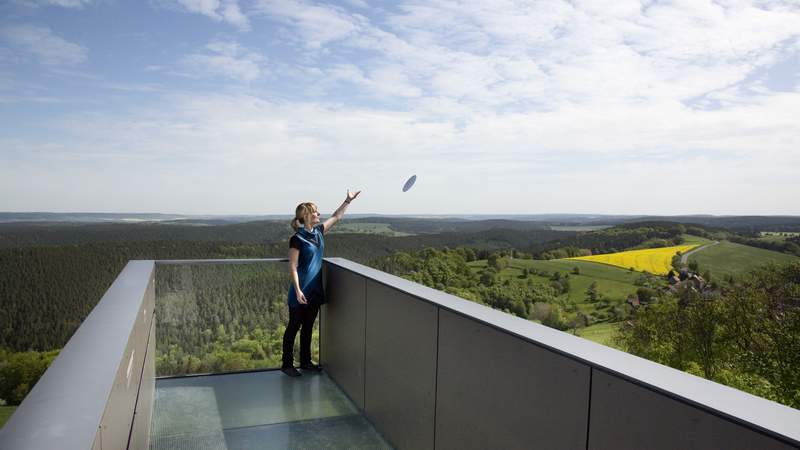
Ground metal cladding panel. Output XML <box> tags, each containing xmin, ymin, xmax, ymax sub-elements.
<box><xmin>101</xmin><ymin>276</ymin><xmax>153</xmax><ymax>450</ymax></box>
<box><xmin>364</xmin><ymin>280</ymin><xmax>438</xmax><ymax>450</ymax></box>
<box><xmin>129</xmin><ymin>317</ymin><xmax>156</xmax><ymax>450</ymax></box>
<box><xmin>435</xmin><ymin>309</ymin><xmax>591</xmax><ymax>450</ymax></box>
<box><xmin>589</xmin><ymin>370</ymin><xmax>798</xmax><ymax>450</ymax></box>
<box><xmin>322</xmin><ymin>263</ymin><xmax>367</xmax><ymax>410</ymax></box>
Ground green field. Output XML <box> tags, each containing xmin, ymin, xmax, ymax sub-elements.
<box><xmin>328</xmin><ymin>222</ymin><xmax>413</xmax><ymax>236</ymax></box>
<box><xmin>468</xmin><ymin>258</ymin><xmax>633</xmax><ymax>347</ymax></box>
<box><xmin>689</xmin><ymin>240</ymin><xmax>799</xmax><ymax>279</ymax></box>
<box><xmin>576</xmin><ymin>322</ymin><xmax>622</xmax><ymax>348</ymax></box>
<box><xmin>681</xmin><ymin>234</ymin><xmax>712</xmax><ymax>245</ymax></box>
<box><xmin>0</xmin><ymin>406</ymin><xmax>16</xmax><ymax>429</ymax></box>
<box><xmin>469</xmin><ymin>258</ymin><xmax>640</xmax><ymax>304</ymax></box>
<box><xmin>548</xmin><ymin>225</ymin><xmax>612</xmax><ymax>232</ymax></box>
<box><xmin>758</xmin><ymin>231</ymin><xmax>799</xmax><ymax>243</ymax></box>
<box><xmin>513</xmin><ymin>259</ymin><xmax>639</xmax><ymax>303</ymax></box>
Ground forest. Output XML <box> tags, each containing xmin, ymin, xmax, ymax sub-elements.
<box><xmin>154</xmin><ymin>263</ymin><xmax>299</xmax><ymax>376</ymax></box>
<box><xmin>1</xmin><ymin>218</ymin><xmax>799</xmax><ymax>412</ymax></box>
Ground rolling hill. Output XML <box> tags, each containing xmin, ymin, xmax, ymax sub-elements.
<box><xmin>688</xmin><ymin>240</ymin><xmax>800</xmax><ymax>279</ymax></box>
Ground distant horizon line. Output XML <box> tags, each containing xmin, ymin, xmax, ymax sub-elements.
<box><xmin>2</xmin><ymin>211</ymin><xmax>800</xmax><ymax>218</ymax></box>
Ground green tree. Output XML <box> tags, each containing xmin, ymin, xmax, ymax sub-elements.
<box><xmin>586</xmin><ymin>281</ymin><xmax>599</xmax><ymax>303</ymax></box>
<box><xmin>542</xmin><ymin>304</ymin><xmax>567</xmax><ymax>330</ymax></box>
<box><xmin>0</xmin><ymin>349</ymin><xmax>60</xmax><ymax>405</ymax></box>
<box><xmin>635</xmin><ymin>287</ymin><xmax>656</xmax><ymax>304</ymax></box>
<box><xmin>479</xmin><ymin>269</ymin><xmax>497</xmax><ymax>287</ymax></box>
<box><xmin>723</xmin><ymin>263</ymin><xmax>800</xmax><ymax>407</ymax></box>
<box><xmin>619</xmin><ymin>262</ymin><xmax>800</xmax><ymax>409</ymax></box>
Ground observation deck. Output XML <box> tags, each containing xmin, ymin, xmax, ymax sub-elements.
<box><xmin>1</xmin><ymin>258</ymin><xmax>799</xmax><ymax>449</ymax></box>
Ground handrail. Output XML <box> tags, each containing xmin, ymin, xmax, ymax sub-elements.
<box><xmin>156</xmin><ymin>258</ymin><xmax>287</xmax><ymax>265</ymax></box>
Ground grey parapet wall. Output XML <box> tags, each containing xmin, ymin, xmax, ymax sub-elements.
<box><xmin>321</xmin><ymin>257</ymin><xmax>800</xmax><ymax>450</ymax></box>
<box><xmin>0</xmin><ymin>260</ymin><xmax>156</xmax><ymax>450</ymax></box>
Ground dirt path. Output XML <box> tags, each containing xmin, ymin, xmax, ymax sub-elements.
<box><xmin>681</xmin><ymin>241</ymin><xmax>719</xmax><ymax>265</ymax></box>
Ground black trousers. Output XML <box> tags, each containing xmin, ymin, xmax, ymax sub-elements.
<box><xmin>282</xmin><ymin>304</ymin><xmax>319</xmax><ymax>368</ymax></box>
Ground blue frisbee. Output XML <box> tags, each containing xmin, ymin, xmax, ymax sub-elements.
<box><xmin>402</xmin><ymin>175</ymin><xmax>417</xmax><ymax>192</ymax></box>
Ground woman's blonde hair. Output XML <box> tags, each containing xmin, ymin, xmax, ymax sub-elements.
<box><xmin>291</xmin><ymin>202</ymin><xmax>318</xmax><ymax>231</ymax></box>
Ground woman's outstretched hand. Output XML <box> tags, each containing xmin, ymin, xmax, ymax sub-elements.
<box><xmin>346</xmin><ymin>189</ymin><xmax>361</xmax><ymax>202</ymax></box>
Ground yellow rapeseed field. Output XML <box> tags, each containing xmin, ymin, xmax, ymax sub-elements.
<box><xmin>566</xmin><ymin>245</ymin><xmax>699</xmax><ymax>275</ymax></box>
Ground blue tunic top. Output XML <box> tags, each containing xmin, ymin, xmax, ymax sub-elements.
<box><xmin>287</xmin><ymin>223</ymin><xmax>326</xmax><ymax>308</ymax></box>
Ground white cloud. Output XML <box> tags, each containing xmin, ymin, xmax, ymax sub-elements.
<box><xmin>0</xmin><ymin>24</ymin><xmax>87</xmax><ymax>66</ymax></box>
<box><xmin>179</xmin><ymin>39</ymin><xmax>266</xmax><ymax>82</ymax></box>
<box><xmin>252</xmin><ymin>0</ymin><xmax>365</xmax><ymax>48</ymax></box>
<box><xmin>175</xmin><ymin>0</ymin><xmax>219</xmax><ymax>16</ymax></box>
<box><xmin>14</xmin><ymin>0</ymin><xmax>94</xmax><ymax>8</ymax></box>
<box><xmin>343</xmin><ymin>0</ymin><xmax>368</xmax><ymax>8</ymax></box>
<box><xmin>174</xmin><ymin>0</ymin><xmax>251</xmax><ymax>30</ymax></box>
<box><xmin>324</xmin><ymin>63</ymin><xmax>422</xmax><ymax>99</ymax></box>
<box><xmin>0</xmin><ymin>94</ymin><xmax>62</xmax><ymax>103</ymax></box>
<box><xmin>257</xmin><ymin>0</ymin><xmax>799</xmax><ymax>113</ymax></box>
<box><xmin>220</xmin><ymin>0</ymin><xmax>250</xmax><ymax>30</ymax></box>
<box><xmin>7</xmin><ymin>84</ymin><xmax>798</xmax><ymax>214</ymax></box>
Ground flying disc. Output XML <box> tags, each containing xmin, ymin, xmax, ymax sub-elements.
<box><xmin>402</xmin><ymin>175</ymin><xmax>417</xmax><ymax>192</ymax></box>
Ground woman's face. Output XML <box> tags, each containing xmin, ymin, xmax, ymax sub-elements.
<box><xmin>306</xmin><ymin>207</ymin><xmax>320</xmax><ymax>226</ymax></box>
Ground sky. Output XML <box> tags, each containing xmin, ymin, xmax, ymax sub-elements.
<box><xmin>0</xmin><ymin>0</ymin><xmax>799</xmax><ymax>216</ymax></box>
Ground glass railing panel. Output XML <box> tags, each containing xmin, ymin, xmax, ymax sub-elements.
<box><xmin>151</xmin><ymin>261</ymin><xmax>391</xmax><ymax>449</ymax></box>
<box><xmin>154</xmin><ymin>261</ymin><xmax>317</xmax><ymax>376</ymax></box>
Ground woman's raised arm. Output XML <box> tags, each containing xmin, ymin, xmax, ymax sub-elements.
<box><xmin>322</xmin><ymin>189</ymin><xmax>361</xmax><ymax>234</ymax></box>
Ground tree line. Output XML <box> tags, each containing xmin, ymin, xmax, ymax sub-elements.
<box><xmin>730</xmin><ymin>235</ymin><xmax>800</xmax><ymax>257</ymax></box>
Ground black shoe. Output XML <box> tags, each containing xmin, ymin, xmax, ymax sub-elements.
<box><xmin>300</xmin><ymin>362</ymin><xmax>322</xmax><ymax>372</ymax></box>
<box><xmin>281</xmin><ymin>366</ymin><xmax>301</xmax><ymax>377</ymax></box>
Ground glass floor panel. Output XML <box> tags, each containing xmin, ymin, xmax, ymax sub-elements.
<box><xmin>150</xmin><ymin>370</ymin><xmax>392</xmax><ymax>450</ymax></box>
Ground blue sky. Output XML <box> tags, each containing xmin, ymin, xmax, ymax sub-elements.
<box><xmin>1</xmin><ymin>0</ymin><xmax>799</xmax><ymax>215</ymax></box>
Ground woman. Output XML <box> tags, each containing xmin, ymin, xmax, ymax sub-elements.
<box><xmin>282</xmin><ymin>189</ymin><xmax>361</xmax><ymax>377</ymax></box>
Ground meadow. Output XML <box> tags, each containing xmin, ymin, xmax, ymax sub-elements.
<box><xmin>514</xmin><ymin>259</ymin><xmax>638</xmax><ymax>302</ymax></box>
<box><xmin>688</xmin><ymin>240</ymin><xmax>799</xmax><ymax>279</ymax></box>
<box><xmin>469</xmin><ymin>258</ymin><xmax>640</xmax><ymax>301</ymax></box>
<box><xmin>328</xmin><ymin>222</ymin><xmax>413</xmax><ymax>236</ymax></box>
<box><xmin>681</xmin><ymin>234</ymin><xmax>713</xmax><ymax>245</ymax></box>
<box><xmin>575</xmin><ymin>322</ymin><xmax>622</xmax><ymax>348</ymax></box>
<box><xmin>0</xmin><ymin>406</ymin><xmax>15</xmax><ymax>429</ymax></box>
<box><xmin>758</xmin><ymin>231</ymin><xmax>800</xmax><ymax>243</ymax></box>
<box><xmin>566</xmin><ymin>244</ymin><xmax>699</xmax><ymax>275</ymax></box>
<box><xmin>548</xmin><ymin>225</ymin><xmax>612</xmax><ymax>231</ymax></box>
<box><xmin>468</xmin><ymin>259</ymin><xmax>642</xmax><ymax>330</ymax></box>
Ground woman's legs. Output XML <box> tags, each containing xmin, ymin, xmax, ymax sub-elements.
<box><xmin>299</xmin><ymin>304</ymin><xmax>319</xmax><ymax>365</ymax></box>
<box><xmin>282</xmin><ymin>304</ymin><xmax>320</xmax><ymax>369</ymax></box>
<box><xmin>282</xmin><ymin>306</ymin><xmax>303</xmax><ymax>368</ymax></box>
